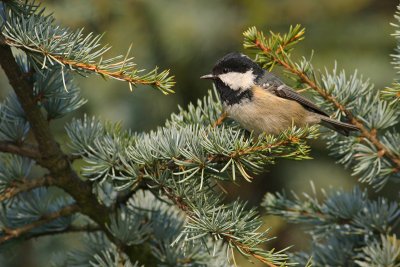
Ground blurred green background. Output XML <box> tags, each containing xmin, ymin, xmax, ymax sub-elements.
<box><xmin>1</xmin><ymin>0</ymin><xmax>399</xmax><ymax>266</ymax></box>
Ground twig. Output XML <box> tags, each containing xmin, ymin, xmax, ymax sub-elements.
<box><xmin>0</xmin><ymin>175</ymin><xmax>54</xmax><ymax>202</ymax></box>
<box><xmin>229</xmin><ymin>238</ymin><xmax>278</xmax><ymax>267</ymax></box>
<box><xmin>3</xmin><ymin>38</ymin><xmax>169</xmax><ymax>90</ymax></box>
<box><xmin>212</xmin><ymin>111</ymin><xmax>227</xmax><ymax>128</ymax></box>
<box><xmin>0</xmin><ymin>141</ymin><xmax>41</xmax><ymax>160</ymax></box>
<box><xmin>27</xmin><ymin>224</ymin><xmax>101</xmax><ymax>240</ymax></box>
<box><xmin>0</xmin><ymin>203</ymin><xmax>79</xmax><ymax>244</ymax></box>
<box><xmin>161</xmin><ymin>186</ymin><xmax>280</xmax><ymax>266</ymax></box>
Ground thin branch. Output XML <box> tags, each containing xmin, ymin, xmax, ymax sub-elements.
<box><xmin>229</xmin><ymin>238</ymin><xmax>278</xmax><ymax>267</ymax></box>
<box><xmin>3</xmin><ymin>37</ymin><xmax>174</xmax><ymax>93</ymax></box>
<box><xmin>161</xmin><ymin>186</ymin><xmax>279</xmax><ymax>266</ymax></box>
<box><xmin>27</xmin><ymin>224</ymin><xmax>101</xmax><ymax>240</ymax></box>
<box><xmin>0</xmin><ymin>203</ymin><xmax>79</xmax><ymax>244</ymax></box>
<box><xmin>0</xmin><ymin>141</ymin><xmax>41</xmax><ymax>160</ymax></box>
<box><xmin>212</xmin><ymin>111</ymin><xmax>227</xmax><ymax>128</ymax></box>
<box><xmin>252</xmin><ymin>37</ymin><xmax>400</xmax><ymax>171</ymax></box>
<box><xmin>0</xmin><ymin>175</ymin><xmax>54</xmax><ymax>202</ymax></box>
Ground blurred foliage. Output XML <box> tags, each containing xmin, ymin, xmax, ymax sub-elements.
<box><xmin>0</xmin><ymin>0</ymin><xmax>399</xmax><ymax>266</ymax></box>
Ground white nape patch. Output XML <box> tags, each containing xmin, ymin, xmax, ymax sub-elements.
<box><xmin>218</xmin><ymin>70</ymin><xmax>256</xmax><ymax>91</ymax></box>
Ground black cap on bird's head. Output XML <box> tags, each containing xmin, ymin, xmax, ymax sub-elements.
<box><xmin>201</xmin><ymin>52</ymin><xmax>264</xmax><ymax>104</ymax></box>
<box><xmin>201</xmin><ymin>52</ymin><xmax>263</xmax><ymax>81</ymax></box>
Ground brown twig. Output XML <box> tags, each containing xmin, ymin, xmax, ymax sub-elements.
<box><xmin>0</xmin><ymin>141</ymin><xmax>41</xmax><ymax>160</ymax></box>
<box><xmin>212</xmin><ymin>111</ymin><xmax>227</xmax><ymax>128</ymax></box>
<box><xmin>229</xmin><ymin>238</ymin><xmax>278</xmax><ymax>267</ymax></box>
<box><xmin>3</xmin><ymin>38</ymin><xmax>165</xmax><ymax>89</ymax></box>
<box><xmin>161</xmin><ymin>185</ymin><xmax>280</xmax><ymax>266</ymax></box>
<box><xmin>253</xmin><ymin>37</ymin><xmax>400</xmax><ymax>171</ymax></box>
<box><xmin>0</xmin><ymin>203</ymin><xmax>79</xmax><ymax>244</ymax></box>
<box><xmin>0</xmin><ymin>175</ymin><xmax>54</xmax><ymax>202</ymax></box>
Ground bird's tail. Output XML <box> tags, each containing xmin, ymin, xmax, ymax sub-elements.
<box><xmin>319</xmin><ymin>116</ymin><xmax>359</xmax><ymax>136</ymax></box>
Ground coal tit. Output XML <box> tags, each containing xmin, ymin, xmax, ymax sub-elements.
<box><xmin>201</xmin><ymin>52</ymin><xmax>358</xmax><ymax>136</ymax></box>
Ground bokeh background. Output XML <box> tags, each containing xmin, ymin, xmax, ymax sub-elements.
<box><xmin>1</xmin><ymin>0</ymin><xmax>399</xmax><ymax>266</ymax></box>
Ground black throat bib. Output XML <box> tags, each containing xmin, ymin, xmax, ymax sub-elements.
<box><xmin>214</xmin><ymin>80</ymin><xmax>253</xmax><ymax>106</ymax></box>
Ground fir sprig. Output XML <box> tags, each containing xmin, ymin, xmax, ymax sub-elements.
<box><xmin>1</xmin><ymin>0</ymin><xmax>175</xmax><ymax>94</ymax></box>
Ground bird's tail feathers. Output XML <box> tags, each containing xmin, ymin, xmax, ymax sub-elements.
<box><xmin>319</xmin><ymin>116</ymin><xmax>359</xmax><ymax>136</ymax></box>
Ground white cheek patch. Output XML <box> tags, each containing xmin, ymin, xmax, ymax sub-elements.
<box><xmin>218</xmin><ymin>70</ymin><xmax>256</xmax><ymax>91</ymax></box>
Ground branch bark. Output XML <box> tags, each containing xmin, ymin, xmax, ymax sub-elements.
<box><xmin>0</xmin><ymin>203</ymin><xmax>79</xmax><ymax>244</ymax></box>
<box><xmin>0</xmin><ymin>40</ymin><xmax>109</xmax><ymax>226</ymax></box>
<box><xmin>0</xmin><ymin>141</ymin><xmax>41</xmax><ymax>160</ymax></box>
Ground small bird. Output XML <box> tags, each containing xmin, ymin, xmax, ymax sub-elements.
<box><xmin>201</xmin><ymin>52</ymin><xmax>358</xmax><ymax>136</ymax></box>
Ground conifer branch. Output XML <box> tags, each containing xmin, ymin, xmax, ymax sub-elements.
<box><xmin>0</xmin><ymin>203</ymin><xmax>79</xmax><ymax>244</ymax></box>
<box><xmin>161</xmin><ymin>186</ymin><xmax>286</xmax><ymax>267</ymax></box>
<box><xmin>3</xmin><ymin>37</ymin><xmax>174</xmax><ymax>93</ymax></box>
<box><xmin>0</xmin><ymin>1</ymin><xmax>175</xmax><ymax>94</ymax></box>
<box><xmin>243</xmin><ymin>27</ymin><xmax>400</xmax><ymax>172</ymax></box>
<box><xmin>0</xmin><ymin>175</ymin><xmax>53</xmax><ymax>201</ymax></box>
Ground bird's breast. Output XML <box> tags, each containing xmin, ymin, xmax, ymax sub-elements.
<box><xmin>224</xmin><ymin>86</ymin><xmax>318</xmax><ymax>135</ymax></box>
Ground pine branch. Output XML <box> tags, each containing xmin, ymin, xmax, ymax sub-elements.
<box><xmin>68</xmin><ymin>113</ymin><xmax>317</xmax><ymax>189</ymax></box>
<box><xmin>0</xmin><ymin>2</ymin><xmax>175</xmax><ymax>94</ymax></box>
<box><xmin>0</xmin><ymin>203</ymin><xmax>79</xmax><ymax>244</ymax></box>
<box><xmin>161</xmin><ymin>186</ymin><xmax>291</xmax><ymax>267</ymax></box>
<box><xmin>243</xmin><ymin>26</ymin><xmax>400</xmax><ymax>173</ymax></box>
<box><xmin>4</xmin><ymin>36</ymin><xmax>174</xmax><ymax>93</ymax></box>
<box><xmin>0</xmin><ymin>141</ymin><xmax>40</xmax><ymax>160</ymax></box>
<box><xmin>0</xmin><ymin>175</ymin><xmax>53</xmax><ymax>201</ymax></box>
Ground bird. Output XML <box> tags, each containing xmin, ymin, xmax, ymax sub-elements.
<box><xmin>200</xmin><ymin>52</ymin><xmax>359</xmax><ymax>136</ymax></box>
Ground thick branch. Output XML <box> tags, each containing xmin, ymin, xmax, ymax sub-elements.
<box><xmin>253</xmin><ymin>38</ymin><xmax>400</xmax><ymax>171</ymax></box>
<box><xmin>0</xmin><ymin>45</ymin><xmax>61</xmax><ymax>161</ymax></box>
<box><xmin>0</xmin><ymin>41</ymin><xmax>156</xmax><ymax>265</ymax></box>
<box><xmin>0</xmin><ymin>141</ymin><xmax>40</xmax><ymax>160</ymax></box>
<box><xmin>0</xmin><ymin>43</ymin><xmax>110</xmax><ymax>223</ymax></box>
<box><xmin>0</xmin><ymin>203</ymin><xmax>79</xmax><ymax>244</ymax></box>
<box><xmin>0</xmin><ymin>175</ymin><xmax>54</xmax><ymax>202</ymax></box>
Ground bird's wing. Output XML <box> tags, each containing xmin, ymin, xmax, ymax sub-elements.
<box><xmin>258</xmin><ymin>72</ymin><xmax>329</xmax><ymax>117</ymax></box>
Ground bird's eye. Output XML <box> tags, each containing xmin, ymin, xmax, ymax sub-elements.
<box><xmin>222</xmin><ymin>68</ymin><xmax>229</xmax><ymax>73</ymax></box>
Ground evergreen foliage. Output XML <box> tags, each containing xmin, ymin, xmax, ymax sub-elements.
<box><xmin>0</xmin><ymin>0</ymin><xmax>398</xmax><ymax>266</ymax></box>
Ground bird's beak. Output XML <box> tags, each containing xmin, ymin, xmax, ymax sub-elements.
<box><xmin>200</xmin><ymin>74</ymin><xmax>216</xmax><ymax>80</ymax></box>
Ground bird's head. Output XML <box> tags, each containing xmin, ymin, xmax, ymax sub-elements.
<box><xmin>201</xmin><ymin>52</ymin><xmax>264</xmax><ymax>92</ymax></box>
